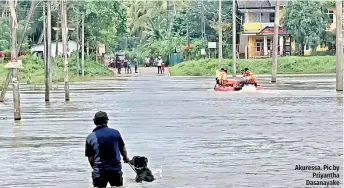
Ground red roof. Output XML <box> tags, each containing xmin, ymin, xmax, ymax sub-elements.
<box><xmin>258</xmin><ymin>26</ymin><xmax>288</xmax><ymax>35</ymax></box>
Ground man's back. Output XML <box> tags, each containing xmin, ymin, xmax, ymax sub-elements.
<box><xmin>86</xmin><ymin>125</ymin><xmax>124</xmax><ymax>171</ymax></box>
<box><xmin>86</xmin><ymin>111</ymin><xmax>129</xmax><ymax>187</ymax></box>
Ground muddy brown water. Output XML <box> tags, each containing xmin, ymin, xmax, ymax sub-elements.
<box><xmin>0</xmin><ymin>75</ymin><xmax>343</xmax><ymax>188</ymax></box>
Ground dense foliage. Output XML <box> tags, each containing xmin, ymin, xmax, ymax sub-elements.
<box><xmin>282</xmin><ymin>0</ymin><xmax>334</xmax><ymax>55</ymax></box>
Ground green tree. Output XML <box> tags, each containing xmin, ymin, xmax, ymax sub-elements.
<box><xmin>84</xmin><ymin>0</ymin><xmax>126</xmax><ymax>53</ymax></box>
<box><xmin>282</xmin><ymin>0</ymin><xmax>332</xmax><ymax>55</ymax></box>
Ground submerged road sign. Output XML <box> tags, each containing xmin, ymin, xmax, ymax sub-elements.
<box><xmin>5</xmin><ymin>58</ymin><xmax>23</xmax><ymax>69</ymax></box>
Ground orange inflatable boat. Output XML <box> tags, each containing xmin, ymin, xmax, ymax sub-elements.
<box><xmin>214</xmin><ymin>79</ymin><xmax>264</xmax><ymax>91</ymax></box>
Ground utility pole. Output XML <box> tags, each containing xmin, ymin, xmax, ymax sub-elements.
<box><xmin>218</xmin><ymin>0</ymin><xmax>223</xmax><ymax>69</ymax></box>
<box><xmin>86</xmin><ymin>41</ymin><xmax>89</xmax><ymax>58</ymax></box>
<box><xmin>271</xmin><ymin>0</ymin><xmax>279</xmax><ymax>83</ymax></box>
<box><xmin>44</xmin><ymin>1</ymin><xmax>52</xmax><ymax>101</ymax></box>
<box><xmin>76</xmin><ymin>13</ymin><xmax>80</xmax><ymax>76</ymax></box>
<box><xmin>336</xmin><ymin>0</ymin><xmax>343</xmax><ymax>91</ymax></box>
<box><xmin>81</xmin><ymin>11</ymin><xmax>85</xmax><ymax>76</ymax></box>
<box><xmin>187</xmin><ymin>21</ymin><xmax>190</xmax><ymax>47</ymax></box>
<box><xmin>53</xmin><ymin>21</ymin><xmax>60</xmax><ymax>86</ymax></box>
<box><xmin>1</xmin><ymin>0</ymin><xmax>14</xmax><ymax>102</ymax></box>
<box><xmin>61</xmin><ymin>0</ymin><xmax>70</xmax><ymax>101</ymax></box>
<box><xmin>167</xmin><ymin>0</ymin><xmax>172</xmax><ymax>64</ymax></box>
<box><xmin>96</xmin><ymin>40</ymin><xmax>98</xmax><ymax>63</ymax></box>
<box><xmin>10</xmin><ymin>0</ymin><xmax>21</xmax><ymax>120</ymax></box>
<box><xmin>43</xmin><ymin>1</ymin><xmax>47</xmax><ymax>100</ymax></box>
<box><xmin>232</xmin><ymin>0</ymin><xmax>237</xmax><ymax>77</ymax></box>
<box><xmin>47</xmin><ymin>1</ymin><xmax>52</xmax><ymax>91</ymax></box>
<box><xmin>201</xmin><ymin>1</ymin><xmax>205</xmax><ymax>47</ymax></box>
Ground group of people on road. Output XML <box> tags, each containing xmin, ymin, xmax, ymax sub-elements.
<box><xmin>144</xmin><ymin>55</ymin><xmax>166</xmax><ymax>74</ymax></box>
<box><xmin>109</xmin><ymin>56</ymin><xmax>139</xmax><ymax>74</ymax></box>
<box><xmin>216</xmin><ymin>67</ymin><xmax>256</xmax><ymax>87</ymax></box>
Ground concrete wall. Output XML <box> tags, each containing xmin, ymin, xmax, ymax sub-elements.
<box><xmin>239</xmin><ymin>35</ymin><xmax>248</xmax><ymax>53</ymax></box>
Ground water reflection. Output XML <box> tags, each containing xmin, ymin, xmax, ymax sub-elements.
<box><xmin>13</xmin><ymin>121</ymin><xmax>23</xmax><ymax>148</ymax></box>
<box><xmin>336</xmin><ymin>92</ymin><xmax>343</xmax><ymax>105</ymax></box>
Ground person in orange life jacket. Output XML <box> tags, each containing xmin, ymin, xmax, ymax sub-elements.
<box><xmin>240</xmin><ymin>68</ymin><xmax>257</xmax><ymax>86</ymax></box>
<box><xmin>216</xmin><ymin>68</ymin><xmax>226</xmax><ymax>85</ymax></box>
<box><xmin>222</xmin><ymin>69</ymin><xmax>231</xmax><ymax>86</ymax></box>
<box><xmin>246</xmin><ymin>71</ymin><xmax>256</xmax><ymax>85</ymax></box>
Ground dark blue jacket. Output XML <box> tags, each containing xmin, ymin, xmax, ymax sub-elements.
<box><xmin>85</xmin><ymin>125</ymin><xmax>124</xmax><ymax>171</ymax></box>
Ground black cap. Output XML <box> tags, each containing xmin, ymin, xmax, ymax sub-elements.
<box><xmin>220</xmin><ymin>68</ymin><xmax>225</xmax><ymax>70</ymax></box>
<box><xmin>94</xmin><ymin>111</ymin><xmax>109</xmax><ymax>120</ymax></box>
<box><xmin>244</xmin><ymin>68</ymin><xmax>249</xmax><ymax>71</ymax></box>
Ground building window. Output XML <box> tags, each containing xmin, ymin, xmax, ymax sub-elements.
<box><xmin>326</xmin><ymin>10</ymin><xmax>334</xmax><ymax>23</ymax></box>
<box><xmin>269</xmin><ymin>13</ymin><xmax>275</xmax><ymax>23</ymax></box>
<box><xmin>256</xmin><ymin>39</ymin><xmax>264</xmax><ymax>52</ymax></box>
<box><xmin>252</xmin><ymin>13</ymin><xmax>261</xmax><ymax>22</ymax></box>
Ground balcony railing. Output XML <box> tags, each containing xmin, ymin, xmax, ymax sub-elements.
<box><xmin>261</xmin><ymin>23</ymin><xmax>274</xmax><ymax>29</ymax></box>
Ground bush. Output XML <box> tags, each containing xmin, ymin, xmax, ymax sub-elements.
<box><xmin>169</xmin><ymin>56</ymin><xmax>336</xmax><ymax>76</ymax></box>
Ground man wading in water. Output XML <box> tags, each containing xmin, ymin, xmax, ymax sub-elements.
<box><xmin>85</xmin><ymin>111</ymin><xmax>130</xmax><ymax>187</ymax></box>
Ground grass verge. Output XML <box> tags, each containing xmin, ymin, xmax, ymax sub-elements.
<box><xmin>169</xmin><ymin>56</ymin><xmax>336</xmax><ymax>76</ymax></box>
<box><xmin>0</xmin><ymin>54</ymin><xmax>112</xmax><ymax>84</ymax></box>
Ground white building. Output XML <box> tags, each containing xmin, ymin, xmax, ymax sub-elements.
<box><xmin>30</xmin><ymin>40</ymin><xmax>79</xmax><ymax>58</ymax></box>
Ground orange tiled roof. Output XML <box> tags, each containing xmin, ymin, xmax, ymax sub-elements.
<box><xmin>258</xmin><ymin>26</ymin><xmax>288</xmax><ymax>35</ymax></box>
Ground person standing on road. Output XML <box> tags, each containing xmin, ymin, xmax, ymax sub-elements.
<box><xmin>127</xmin><ymin>59</ymin><xmax>132</xmax><ymax>74</ymax></box>
<box><xmin>85</xmin><ymin>111</ymin><xmax>130</xmax><ymax>188</ymax></box>
<box><xmin>145</xmin><ymin>56</ymin><xmax>150</xmax><ymax>67</ymax></box>
<box><xmin>116</xmin><ymin>58</ymin><xmax>122</xmax><ymax>74</ymax></box>
<box><xmin>161</xmin><ymin>62</ymin><xmax>165</xmax><ymax>74</ymax></box>
<box><xmin>134</xmin><ymin>57</ymin><xmax>139</xmax><ymax>73</ymax></box>
<box><xmin>123</xmin><ymin>58</ymin><xmax>128</xmax><ymax>74</ymax></box>
<box><xmin>157</xmin><ymin>56</ymin><xmax>163</xmax><ymax>74</ymax></box>
<box><xmin>154</xmin><ymin>55</ymin><xmax>158</xmax><ymax>67</ymax></box>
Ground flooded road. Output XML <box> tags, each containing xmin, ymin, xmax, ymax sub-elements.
<box><xmin>0</xmin><ymin>75</ymin><xmax>343</xmax><ymax>188</ymax></box>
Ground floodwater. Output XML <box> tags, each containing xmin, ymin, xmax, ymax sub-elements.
<box><xmin>0</xmin><ymin>75</ymin><xmax>343</xmax><ymax>188</ymax></box>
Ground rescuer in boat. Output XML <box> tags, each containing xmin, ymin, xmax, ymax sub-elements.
<box><xmin>216</xmin><ymin>68</ymin><xmax>225</xmax><ymax>85</ymax></box>
<box><xmin>240</xmin><ymin>69</ymin><xmax>245</xmax><ymax>77</ymax></box>
<box><xmin>222</xmin><ymin>69</ymin><xmax>235</xmax><ymax>87</ymax></box>
<box><xmin>242</xmin><ymin>68</ymin><xmax>257</xmax><ymax>87</ymax></box>
<box><xmin>238</xmin><ymin>68</ymin><xmax>248</xmax><ymax>86</ymax></box>
<box><xmin>238</xmin><ymin>68</ymin><xmax>257</xmax><ymax>87</ymax></box>
<box><xmin>246</xmin><ymin>69</ymin><xmax>257</xmax><ymax>86</ymax></box>
<box><xmin>216</xmin><ymin>68</ymin><xmax>240</xmax><ymax>87</ymax></box>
